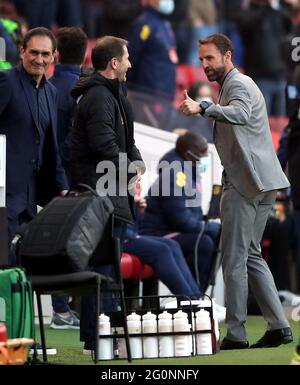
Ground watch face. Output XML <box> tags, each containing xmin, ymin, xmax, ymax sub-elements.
<box><xmin>201</xmin><ymin>101</ymin><xmax>210</xmax><ymax>110</ymax></box>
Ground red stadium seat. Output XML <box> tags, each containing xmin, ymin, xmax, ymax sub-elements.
<box><xmin>121</xmin><ymin>253</ymin><xmax>156</xmax><ymax>280</ymax></box>
<box><xmin>121</xmin><ymin>253</ymin><xmax>158</xmax><ymax>310</ymax></box>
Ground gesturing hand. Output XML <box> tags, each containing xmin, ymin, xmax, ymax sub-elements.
<box><xmin>179</xmin><ymin>90</ymin><xmax>201</xmax><ymax>116</ymax></box>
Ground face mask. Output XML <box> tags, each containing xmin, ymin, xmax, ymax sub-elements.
<box><xmin>197</xmin><ymin>156</ymin><xmax>209</xmax><ymax>174</ymax></box>
<box><xmin>269</xmin><ymin>0</ymin><xmax>279</xmax><ymax>10</ymax></box>
<box><xmin>158</xmin><ymin>0</ymin><xmax>175</xmax><ymax>15</ymax></box>
<box><xmin>195</xmin><ymin>96</ymin><xmax>213</xmax><ymax>104</ymax></box>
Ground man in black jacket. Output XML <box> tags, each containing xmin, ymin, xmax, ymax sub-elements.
<box><xmin>71</xmin><ymin>36</ymin><xmax>145</xmax><ymax>224</ymax></box>
<box><xmin>236</xmin><ymin>0</ymin><xmax>290</xmax><ymax>116</ymax></box>
<box><xmin>70</xmin><ymin>36</ymin><xmax>145</xmax><ymax>350</ymax></box>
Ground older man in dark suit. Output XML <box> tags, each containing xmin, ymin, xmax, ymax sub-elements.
<box><xmin>0</xmin><ymin>27</ymin><xmax>68</xmax><ymax>261</ymax></box>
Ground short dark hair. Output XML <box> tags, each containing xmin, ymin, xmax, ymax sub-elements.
<box><xmin>57</xmin><ymin>27</ymin><xmax>88</xmax><ymax>65</ymax></box>
<box><xmin>188</xmin><ymin>80</ymin><xmax>212</xmax><ymax>100</ymax></box>
<box><xmin>22</xmin><ymin>27</ymin><xmax>57</xmax><ymax>52</ymax></box>
<box><xmin>176</xmin><ymin>132</ymin><xmax>208</xmax><ymax>156</ymax></box>
<box><xmin>200</xmin><ymin>33</ymin><xmax>234</xmax><ymax>56</ymax></box>
<box><xmin>92</xmin><ymin>36</ymin><xmax>128</xmax><ymax>71</ymax></box>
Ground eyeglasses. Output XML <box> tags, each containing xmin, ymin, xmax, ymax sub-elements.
<box><xmin>186</xmin><ymin>150</ymin><xmax>208</xmax><ymax>161</ymax></box>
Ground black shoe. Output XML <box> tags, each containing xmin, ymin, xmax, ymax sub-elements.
<box><xmin>220</xmin><ymin>337</ymin><xmax>249</xmax><ymax>350</ymax></box>
<box><xmin>250</xmin><ymin>327</ymin><xmax>293</xmax><ymax>348</ymax></box>
<box><xmin>83</xmin><ymin>341</ymin><xmax>95</xmax><ymax>355</ymax></box>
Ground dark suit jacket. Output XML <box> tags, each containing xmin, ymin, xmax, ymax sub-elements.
<box><xmin>0</xmin><ymin>65</ymin><xmax>68</xmax><ymax>207</ymax></box>
<box><xmin>49</xmin><ymin>64</ymin><xmax>81</xmax><ymax>179</ymax></box>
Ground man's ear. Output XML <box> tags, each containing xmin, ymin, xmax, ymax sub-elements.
<box><xmin>111</xmin><ymin>57</ymin><xmax>118</xmax><ymax>70</ymax></box>
<box><xmin>50</xmin><ymin>50</ymin><xmax>56</xmax><ymax>64</ymax></box>
<box><xmin>225</xmin><ymin>51</ymin><xmax>232</xmax><ymax>62</ymax></box>
<box><xmin>20</xmin><ymin>46</ymin><xmax>25</xmax><ymax>60</ymax></box>
<box><xmin>54</xmin><ymin>50</ymin><xmax>59</xmax><ymax>64</ymax></box>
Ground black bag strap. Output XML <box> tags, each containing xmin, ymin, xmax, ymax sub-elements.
<box><xmin>68</xmin><ymin>184</ymin><xmax>98</xmax><ymax>197</ymax></box>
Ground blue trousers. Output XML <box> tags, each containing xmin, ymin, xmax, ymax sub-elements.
<box><xmin>254</xmin><ymin>78</ymin><xmax>286</xmax><ymax>117</ymax></box>
<box><xmin>173</xmin><ymin>221</ymin><xmax>221</xmax><ymax>294</ymax></box>
<box><xmin>123</xmin><ymin>236</ymin><xmax>201</xmax><ymax>298</ymax></box>
<box><xmin>51</xmin><ymin>295</ymin><xmax>70</xmax><ymax>313</ymax></box>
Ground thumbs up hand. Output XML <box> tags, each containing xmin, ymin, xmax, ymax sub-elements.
<box><xmin>183</xmin><ymin>90</ymin><xmax>190</xmax><ymax>100</ymax></box>
<box><xmin>179</xmin><ymin>89</ymin><xmax>202</xmax><ymax>116</ymax></box>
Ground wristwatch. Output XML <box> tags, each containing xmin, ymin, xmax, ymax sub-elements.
<box><xmin>199</xmin><ymin>100</ymin><xmax>211</xmax><ymax>116</ymax></box>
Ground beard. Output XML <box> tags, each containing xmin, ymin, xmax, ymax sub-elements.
<box><xmin>117</xmin><ymin>68</ymin><xmax>128</xmax><ymax>83</ymax></box>
<box><xmin>205</xmin><ymin>65</ymin><xmax>226</xmax><ymax>82</ymax></box>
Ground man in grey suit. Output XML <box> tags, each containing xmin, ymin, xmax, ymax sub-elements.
<box><xmin>180</xmin><ymin>34</ymin><xmax>293</xmax><ymax>349</ymax></box>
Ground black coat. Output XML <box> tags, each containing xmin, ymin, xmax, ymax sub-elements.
<box><xmin>70</xmin><ymin>73</ymin><xmax>145</xmax><ymax>222</ymax></box>
<box><xmin>286</xmin><ymin>69</ymin><xmax>300</xmax><ymax>209</ymax></box>
<box><xmin>237</xmin><ymin>4</ymin><xmax>290</xmax><ymax>80</ymax></box>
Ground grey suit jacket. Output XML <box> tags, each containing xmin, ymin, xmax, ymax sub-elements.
<box><xmin>203</xmin><ymin>68</ymin><xmax>289</xmax><ymax>198</ymax></box>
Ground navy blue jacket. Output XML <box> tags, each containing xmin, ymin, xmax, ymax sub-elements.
<box><xmin>128</xmin><ymin>6</ymin><xmax>177</xmax><ymax>100</ymax></box>
<box><xmin>140</xmin><ymin>149</ymin><xmax>204</xmax><ymax>236</ymax></box>
<box><xmin>0</xmin><ymin>66</ymin><xmax>68</xmax><ymax>206</ymax></box>
<box><xmin>50</xmin><ymin>64</ymin><xmax>81</xmax><ymax>170</ymax></box>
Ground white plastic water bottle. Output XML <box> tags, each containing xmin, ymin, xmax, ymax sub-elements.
<box><xmin>158</xmin><ymin>311</ymin><xmax>174</xmax><ymax>358</ymax></box>
<box><xmin>173</xmin><ymin>310</ymin><xmax>192</xmax><ymax>357</ymax></box>
<box><xmin>195</xmin><ymin>309</ymin><xmax>213</xmax><ymax>355</ymax></box>
<box><xmin>142</xmin><ymin>311</ymin><xmax>158</xmax><ymax>358</ymax></box>
<box><xmin>116</xmin><ymin>326</ymin><xmax>127</xmax><ymax>359</ymax></box>
<box><xmin>127</xmin><ymin>312</ymin><xmax>143</xmax><ymax>359</ymax></box>
<box><xmin>197</xmin><ymin>297</ymin><xmax>219</xmax><ymax>352</ymax></box>
<box><xmin>98</xmin><ymin>313</ymin><xmax>113</xmax><ymax>360</ymax></box>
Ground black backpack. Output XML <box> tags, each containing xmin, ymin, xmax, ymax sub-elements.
<box><xmin>18</xmin><ymin>185</ymin><xmax>114</xmax><ymax>274</ymax></box>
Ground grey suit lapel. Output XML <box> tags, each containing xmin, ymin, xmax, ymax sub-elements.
<box><xmin>217</xmin><ymin>68</ymin><xmax>239</xmax><ymax>103</ymax></box>
<box><xmin>213</xmin><ymin>68</ymin><xmax>239</xmax><ymax>139</ymax></box>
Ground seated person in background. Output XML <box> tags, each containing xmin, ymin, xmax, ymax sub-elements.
<box><xmin>188</xmin><ymin>80</ymin><xmax>214</xmax><ymax>104</ymax></box>
<box><xmin>124</xmin><ymin>193</ymin><xmax>202</xmax><ymax>299</ymax></box>
<box><xmin>262</xmin><ymin>193</ymin><xmax>294</xmax><ymax>292</ymax></box>
<box><xmin>173</xmin><ymin>81</ymin><xmax>215</xmax><ymax>141</ymax></box>
<box><xmin>139</xmin><ymin>132</ymin><xmax>221</xmax><ymax>294</ymax></box>
<box><xmin>247</xmin><ymin>192</ymin><xmax>300</xmax><ymax>315</ymax></box>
